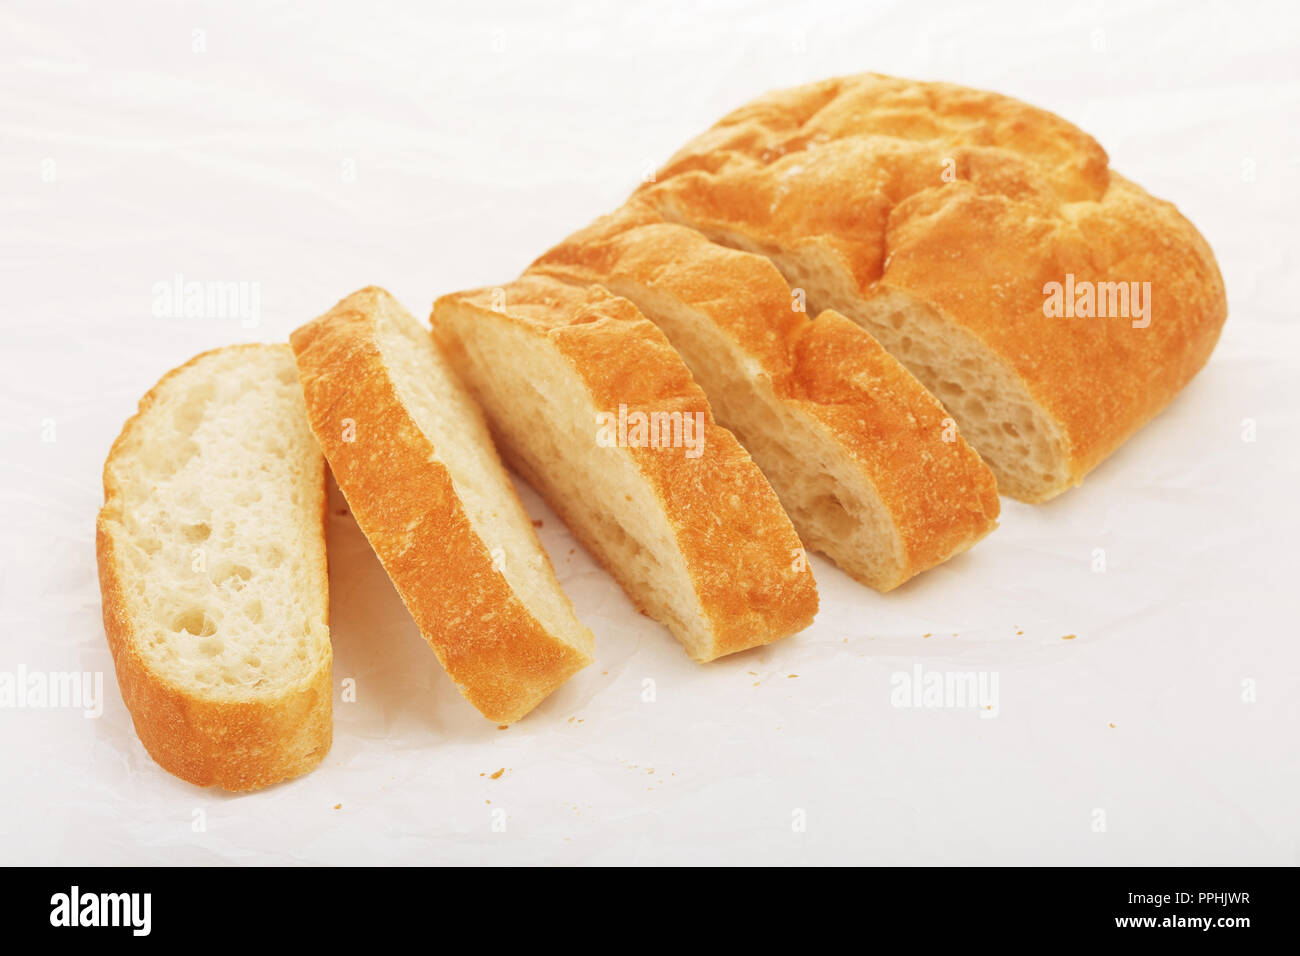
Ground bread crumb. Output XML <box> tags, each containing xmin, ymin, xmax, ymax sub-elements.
<box><xmin>333</xmin><ymin>803</ymin><xmax>341</xmax><ymax>810</ymax></box>
<box><xmin>1108</xmin><ymin>722</ymin><xmax>1116</xmax><ymax>728</ymax></box>
<box><xmin>1063</xmin><ymin>634</ymin><xmax>1077</xmax><ymax>640</ymax></box>
<box><xmin>497</xmin><ymin>724</ymin><xmax>508</xmax><ymax>730</ymax></box>
<box><xmin>489</xmin><ymin>768</ymin><xmax>505</xmax><ymax>780</ymax></box>
<box><xmin>787</xmin><ymin>674</ymin><xmax>798</xmax><ymax>679</ymax></box>
<box><xmin>923</xmin><ymin>632</ymin><xmax>932</xmax><ymax>638</ymax></box>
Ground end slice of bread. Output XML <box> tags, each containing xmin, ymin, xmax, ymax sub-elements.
<box><xmin>291</xmin><ymin>287</ymin><xmax>593</xmax><ymax>724</ymax></box>
<box><xmin>638</xmin><ymin>74</ymin><xmax>1228</xmax><ymax>502</ymax></box>
<box><xmin>433</xmin><ymin>274</ymin><xmax>818</xmax><ymax>662</ymax></box>
<box><xmin>96</xmin><ymin>344</ymin><xmax>332</xmax><ymax>791</ymax></box>
<box><xmin>531</xmin><ymin>203</ymin><xmax>1000</xmax><ymax>590</ymax></box>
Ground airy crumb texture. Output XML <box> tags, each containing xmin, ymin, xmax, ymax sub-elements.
<box><xmin>531</xmin><ymin>200</ymin><xmax>1000</xmax><ymax>590</ymax></box>
<box><xmin>291</xmin><ymin>287</ymin><xmax>593</xmax><ymax>724</ymax></box>
<box><xmin>96</xmin><ymin>344</ymin><xmax>332</xmax><ymax>791</ymax></box>
<box><xmin>637</xmin><ymin>73</ymin><xmax>1228</xmax><ymax>502</ymax></box>
<box><xmin>433</xmin><ymin>274</ymin><xmax>818</xmax><ymax>662</ymax></box>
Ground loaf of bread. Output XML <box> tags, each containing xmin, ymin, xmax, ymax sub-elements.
<box><xmin>433</xmin><ymin>274</ymin><xmax>819</xmax><ymax>660</ymax></box>
<box><xmin>291</xmin><ymin>287</ymin><xmax>594</xmax><ymax>724</ymax></box>
<box><xmin>636</xmin><ymin>73</ymin><xmax>1228</xmax><ymax>502</ymax></box>
<box><xmin>530</xmin><ymin>200</ymin><xmax>1000</xmax><ymax>590</ymax></box>
<box><xmin>96</xmin><ymin>345</ymin><xmax>332</xmax><ymax>791</ymax></box>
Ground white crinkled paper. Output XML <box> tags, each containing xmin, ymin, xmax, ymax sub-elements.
<box><xmin>1</xmin><ymin>0</ymin><xmax>1296</xmax><ymax>865</ymax></box>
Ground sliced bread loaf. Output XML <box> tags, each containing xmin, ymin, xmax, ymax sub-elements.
<box><xmin>291</xmin><ymin>287</ymin><xmax>593</xmax><ymax>724</ymax></box>
<box><xmin>530</xmin><ymin>202</ymin><xmax>1000</xmax><ymax>590</ymax></box>
<box><xmin>637</xmin><ymin>73</ymin><xmax>1228</xmax><ymax>502</ymax></box>
<box><xmin>96</xmin><ymin>345</ymin><xmax>332</xmax><ymax>791</ymax></box>
<box><xmin>433</xmin><ymin>274</ymin><xmax>819</xmax><ymax>661</ymax></box>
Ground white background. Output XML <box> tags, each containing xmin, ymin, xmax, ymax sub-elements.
<box><xmin>1</xmin><ymin>0</ymin><xmax>1297</xmax><ymax>865</ymax></box>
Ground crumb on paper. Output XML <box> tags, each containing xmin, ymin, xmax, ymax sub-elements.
<box><xmin>333</xmin><ymin>803</ymin><xmax>341</xmax><ymax>810</ymax></box>
<box><xmin>1016</xmin><ymin>630</ymin><xmax>1024</xmax><ymax>635</ymax></box>
<box><xmin>490</xmin><ymin>768</ymin><xmax>505</xmax><ymax>780</ymax></box>
<box><xmin>1063</xmin><ymin>634</ymin><xmax>1077</xmax><ymax>640</ymax></box>
<box><xmin>497</xmin><ymin>724</ymin><xmax>508</xmax><ymax>730</ymax></box>
<box><xmin>923</xmin><ymin>632</ymin><xmax>932</xmax><ymax>638</ymax></box>
<box><xmin>787</xmin><ymin>674</ymin><xmax>798</xmax><ymax>679</ymax></box>
<box><xmin>1108</xmin><ymin>722</ymin><xmax>1116</xmax><ymax>728</ymax></box>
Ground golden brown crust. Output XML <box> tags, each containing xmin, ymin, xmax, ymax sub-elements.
<box><xmin>788</xmin><ymin>311</ymin><xmax>1000</xmax><ymax>586</ymax></box>
<box><xmin>96</xmin><ymin>344</ymin><xmax>332</xmax><ymax>792</ymax></box>
<box><xmin>290</xmin><ymin>287</ymin><xmax>592</xmax><ymax>723</ymax></box>
<box><xmin>530</xmin><ymin>201</ymin><xmax>1000</xmax><ymax>589</ymax></box>
<box><xmin>433</xmin><ymin>275</ymin><xmax>818</xmax><ymax>659</ymax></box>
<box><xmin>637</xmin><ymin>73</ymin><xmax>1228</xmax><ymax>499</ymax></box>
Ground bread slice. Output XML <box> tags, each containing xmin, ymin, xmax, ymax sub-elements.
<box><xmin>530</xmin><ymin>201</ymin><xmax>1000</xmax><ymax>590</ymax></box>
<box><xmin>290</xmin><ymin>287</ymin><xmax>593</xmax><ymax>724</ymax></box>
<box><xmin>432</xmin><ymin>274</ymin><xmax>818</xmax><ymax>661</ymax></box>
<box><xmin>637</xmin><ymin>73</ymin><xmax>1228</xmax><ymax>502</ymax></box>
<box><xmin>96</xmin><ymin>345</ymin><xmax>332</xmax><ymax>791</ymax></box>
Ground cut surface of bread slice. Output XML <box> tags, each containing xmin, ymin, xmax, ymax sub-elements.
<box><xmin>291</xmin><ymin>287</ymin><xmax>593</xmax><ymax>723</ymax></box>
<box><xmin>637</xmin><ymin>73</ymin><xmax>1228</xmax><ymax>502</ymax></box>
<box><xmin>433</xmin><ymin>274</ymin><xmax>818</xmax><ymax>661</ymax></box>
<box><xmin>531</xmin><ymin>201</ymin><xmax>1000</xmax><ymax>590</ymax></box>
<box><xmin>96</xmin><ymin>344</ymin><xmax>331</xmax><ymax>791</ymax></box>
